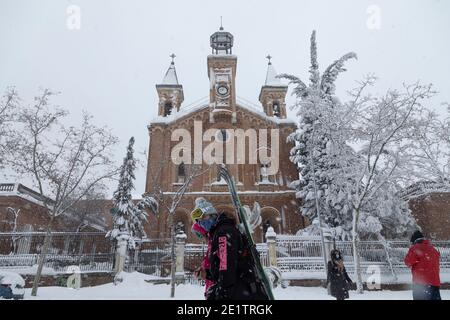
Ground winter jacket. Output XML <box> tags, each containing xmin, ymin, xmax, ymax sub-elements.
<box><xmin>202</xmin><ymin>236</ymin><xmax>214</xmax><ymax>297</ymax></box>
<box><xmin>206</xmin><ymin>214</ymin><xmax>268</xmax><ymax>300</ymax></box>
<box><xmin>326</xmin><ymin>261</ymin><xmax>352</xmax><ymax>300</ymax></box>
<box><xmin>404</xmin><ymin>239</ymin><xmax>441</xmax><ymax>287</ymax></box>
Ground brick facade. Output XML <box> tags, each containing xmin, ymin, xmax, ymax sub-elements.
<box><xmin>144</xmin><ymin>105</ymin><xmax>305</xmax><ymax>242</ymax></box>
<box><xmin>0</xmin><ymin>184</ymin><xmax>106</xmax><ymax>233</ymax></box>
<box><xmin>142</xmin><ymin>27</ymin><xmax>306</xmax><ymax>243</ymax></box>
<box><xmin>409</xmin><ymin>193</ymin><xmax>450</xmax><ymax>240</ymax></box>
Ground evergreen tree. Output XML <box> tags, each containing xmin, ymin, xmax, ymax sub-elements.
<box><xmin>107</xmin><ymin>137</ymin><xmax>156</xmax><ymax>249</ymax></box>
<box><xmin>280</xmin><ymin>31</ymin><xmax>357</xmax><ymax>239</ymax></box>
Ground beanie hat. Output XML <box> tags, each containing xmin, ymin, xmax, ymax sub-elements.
<box><xmin>410</xmin><ymin>230</ymin><xmax>424</xmax><ymax>244</ymax></box>
<box><xmin>191</xmin><ymin>197</ymin><xmax>217</xmax><ymax>221</ymax></box>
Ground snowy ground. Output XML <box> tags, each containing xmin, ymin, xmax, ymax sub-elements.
<box><xmin>15</xmin><ymin>272</ymin><xmax>449</xmax><ymax>300</ymax></box>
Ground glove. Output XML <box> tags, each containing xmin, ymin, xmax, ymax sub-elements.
<box><xmin>206</xmin><ymin>284</ymin><xmax>230</xmax><ymax>300</ymax></box>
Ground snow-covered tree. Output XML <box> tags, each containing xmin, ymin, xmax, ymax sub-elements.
<box><xmin>326</xmin><ymin>77</ymin><xmax>435</xmax><ymax>293</ymax></box>
<box><xmin>0</xmin><ymin>87</ymin><xmax>18</xmax><ymax>169</ymax></box>
<box><xmin>72</xmin><ymin>185</ymin><xmax>109</xmax><ymax>232</ymax></box>
<box><xmin>279</xmin><ymin>30</ymin><xmax>357</xmax><ymax>239</ymax></box>
<box><xmin>4</xmin><ymin>89</ymin><xmax>119</xmax><ymax>296</ymax></box>
<box><xmin>280</xmin><ymin>32</ymin><xmax>443</xmax><ymax>293</ymax></box>
<box><xmin>108</xmin><ymin>137</ymin><xmax>158</xmax><ymax>252</ymax></box>
<box><xmin>403</xmin><ymin>105</ymin><xmax>450</xmax><ymax>192</ymax></box>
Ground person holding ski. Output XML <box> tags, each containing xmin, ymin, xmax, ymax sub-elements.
<box><xmin>404</xmin><ymin>230</ymin><xmax>441</xmax><ymax>300</ymax></box>
<box><xmin>326</xmin><ymin>249</ymin><xmax>353</xmax><ymax>300</ymax></box>
<box><xmin>190</xmin><ymin>197</ymin><xmax>268</xmax><ymax>300</ymax></box>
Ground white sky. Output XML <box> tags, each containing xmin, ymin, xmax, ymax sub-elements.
<box><xmin>1</xmin><ymin>0</ymin><xmax>449</xmax><ymax>197</ymax></box>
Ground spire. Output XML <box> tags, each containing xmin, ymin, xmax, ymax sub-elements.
<box><xmin>162</xmin><ymin>53</ymin><xmax>179</xmax><ymax>85</ymax></box>
<box><xmin>260</xmin><ymin>55</ymin><xmax>288</xmax><ymax>118</ymax></box>
<box><xmin>156</xmin><ymin>53</ymin><xmax>184</xmax><ymax>116</ymax></box>
<box><xmin>264</xmin><ymin>55</ymin><xmax>284</xmax><ymax>87</ymax></box>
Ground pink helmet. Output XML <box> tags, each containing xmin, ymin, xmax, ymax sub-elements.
<box><xmin>191</xmin><ymin>222</ymin><xmax>208</xmax><ymax>239</ymax></box>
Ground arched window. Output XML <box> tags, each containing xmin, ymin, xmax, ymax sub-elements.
<box><xmin>177</xmin><ymin>162</ymin><xmax>186</xmax><ymax>183</ymax></box>
<box><xmin>164</xmin><ymin>102</ymin><xmax>173</xmax><ymax>116</ymax></box>
<box><xmin>175</xmin><ymin>221</ymin><xmax>185</xmax><ymax>234</ymax></box>
<box><xmin>215</xmin><ymin>129</ymin><xmax>229</xmax><ymax>165</ymax></box>
<box><xmin>273</xmin><ymin>102</ymin><xmax>281</xmax><ymax>117</ymax></box>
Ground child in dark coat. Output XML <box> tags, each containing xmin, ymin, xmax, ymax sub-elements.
<box><xmin>326</xmin><ymin>249</ymin><xmax>353</xmax><ymax>300</ymax></box>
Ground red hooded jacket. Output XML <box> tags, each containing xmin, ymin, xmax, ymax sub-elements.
<box><xmin>404</xmin><ymin>239</ymin><xmax>441</xmax><ymax>287</ymax></box>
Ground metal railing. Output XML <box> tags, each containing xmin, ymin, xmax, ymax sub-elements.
<box><xmin>275</xmin><ymin>235</ymin><xmax>450</xmax><ymax>275</ymax></box>
<box><xmin>0</xmin><ymin>183</ymin><xmax>16</xmax><ymax>192</ymax></box>
<box><xmin>0</xmin><ymin>232</ymin><xmax>114</xmax><ymax>273</ymax></box>
<box><xmin>1</xmin><ymin>232</ymin><xmax>449</xmax><ymax>280</ymax></box>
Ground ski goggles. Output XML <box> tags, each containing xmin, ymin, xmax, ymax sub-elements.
<box><xmin>191</xmin><ymin>208</ymin><xmax>204</xmax><ymax>222</ymax></box>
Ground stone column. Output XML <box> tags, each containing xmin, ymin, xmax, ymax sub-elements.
<box><xmin>266</xmin><ymin>227</ymin><xmax>277</xmax><ymax>267</ymax></box>
<box><xmin>175</xmin><ymin>231</ymin><xmax>187</xmax><ymax>280</ymax></box>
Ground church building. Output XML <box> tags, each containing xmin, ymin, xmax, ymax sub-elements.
<box><xmin>144</xmin><ymin>26</ymin><xmax>305</xmax><ymax>242</ymax></box>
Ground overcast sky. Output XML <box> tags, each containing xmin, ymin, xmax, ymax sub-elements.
<box><xmin>1</xmin><ymin>0</ymin><xmax>449</xmax><ymax>197</ymax></box>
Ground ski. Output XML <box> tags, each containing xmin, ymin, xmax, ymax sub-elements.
<box><xmin>217</xmin><ymin>164</ymin><xmax>275</xmax><ymax>300</ymax></box>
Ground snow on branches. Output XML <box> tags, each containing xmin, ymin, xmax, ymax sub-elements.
<box><xmin>107</xmin><ymin>137</ymin><xmax>158</xmax><ymax>249</ymax></box>
<box><xmin>280</xmin><ymin>30</ymin><xmax>357</xmax><ymax>240</ymax></box>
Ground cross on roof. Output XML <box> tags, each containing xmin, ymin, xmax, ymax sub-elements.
<box><xmin>266</xmin><ymin>54</ymin><xmax>272</xmax><ymax>65</ymax></box>
<box><xmin>170</xmin><ymin>53</ymin><xmax>176</xmax><ymax>64</ymax></box>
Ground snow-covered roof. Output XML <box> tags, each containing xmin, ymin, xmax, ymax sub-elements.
<box><xmin>264</xmin><ymin>63</ymin><xmax>286</xmax><ymax>87</ymax></box>
<box><xmin>149</xmin><ymin>96</ymin><xmax>296</xmax><ymax>126</ymax></box>
<box><xmin>398</xmin><ymin>180</ymin><xmax>450</xmax><ymax>200</ymax></box>
<box><xmin>0</xmin><ymin>183</ymin><xmax>108</xmax><ymax>230</ymax></box>
<box><xmin>236</xmin><ymin>97</ymin><xmax>295</xmax><ymax>125</ymax></box>
<box><xmin>0</xmin><ymin>183</ymin><xmax>53</xmax><ymax>209</ymax></box>
<box><xmin>161</xmin><ymin>63</ymin><xmax>179</xmax><ymax>85</ymax></box>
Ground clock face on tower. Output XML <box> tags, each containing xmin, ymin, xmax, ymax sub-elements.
<box><xmin>217</xmin><ymin>85</ymin><xmax>229</xmax><ymax>96</ymax></box>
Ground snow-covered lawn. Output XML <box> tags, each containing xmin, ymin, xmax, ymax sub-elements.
<box><xmin>17</xmin><ymin>272</ymin><xmax>449</xmax><ymax>300</ymax></box>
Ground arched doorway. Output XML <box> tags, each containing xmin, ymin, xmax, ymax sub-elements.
<box><xmin>169</xmin><ymin>208</ymin><xmax>191</xmax><ymax>241</ymax></box>
<box><xmin>259</xmin><ymin>207</ymin><xmax>281</xmax><ymax>242</ymax></box>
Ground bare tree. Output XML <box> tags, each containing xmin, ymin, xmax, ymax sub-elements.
<box><xmin>0</xmin><ymin>87</ymin><xmax>18</xmax><ymax>169</ymax></box>
<box><xmin>146</xmin><ymin>158</ymin><xmax>208</xmax><ymax>298</ymax></box>
<box><xmin>72</xmin><ymin>185</ymin><xmax>109</xmax><ymax>232</ymax></box>
<box><xmin>4</xmin><ymin>89</ymin><xmax>119</xmax><ymax>296</ymax></box>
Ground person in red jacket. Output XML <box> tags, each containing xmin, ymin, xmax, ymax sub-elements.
<box><xmin>404</xmin><ymin>230</ymin><xmax>441</xmax><ymax>300</ymax></box>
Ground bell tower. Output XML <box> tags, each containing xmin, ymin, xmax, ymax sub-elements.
<box><xmin>259</xmin><ymin>55</ymin><xmax>287</xmax><ymax>118</ymax></box>
<box><xmin>207</xmin><ymin>22</ymin><xmax>237</xmax><ymax>123</ymax></box>
<box><xmin>156</xmin><ymin>54</ymin><xmax>184</xmax><ymax>117</ymax></box>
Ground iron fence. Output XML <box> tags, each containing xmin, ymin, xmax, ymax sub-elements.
<box><xmin>1</xmin><ymin>232</ymin><xmax>449</xmax><ymax>281</ymax></box>
<box><xmin>275</xmin><ymin>235</ymin><xmax>450</xmax><ymax>275</ymax></box>
<box><xmin>0</xmin><ymin>232</ymin><xmax>114</xmax><ymax>273</ymax></box>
